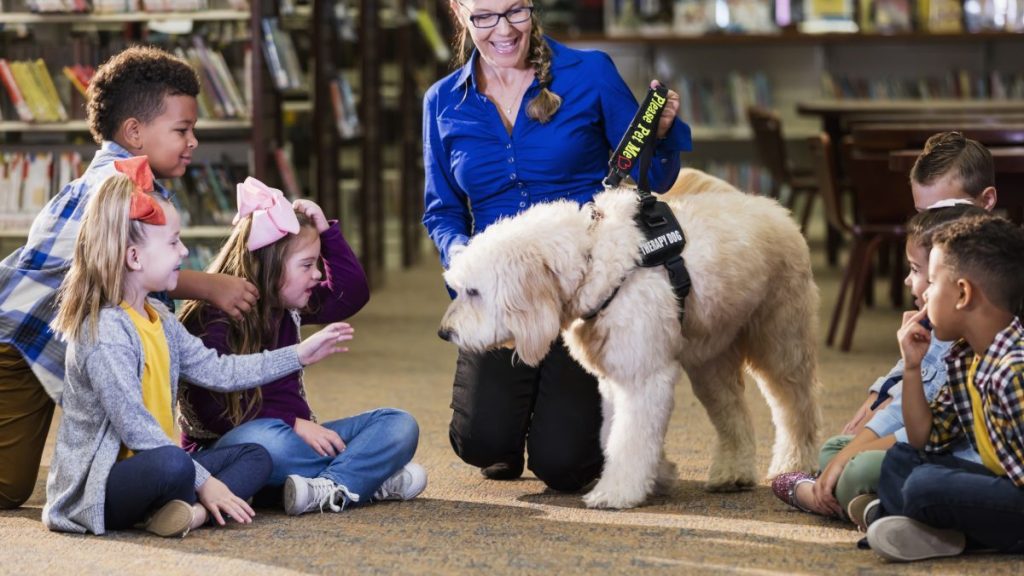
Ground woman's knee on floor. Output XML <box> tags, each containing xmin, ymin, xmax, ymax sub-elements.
<box><xmin>0</xmin><ymin>477</ymin><xmax>36</xmax><ymax>509</ymax></box>
<box><xmin>448</xmin><ymin>420</ymin><xmax>523</xmax><ymax>469</ymax></box>
<box><xmin>528</xmin><ymin>449</ymin><xmax>602</xmax><ymax>492</ymax></box>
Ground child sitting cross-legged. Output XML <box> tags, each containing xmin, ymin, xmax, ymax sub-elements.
<box><xmin>868</xmin><ymin>214</ymin><xmax>1024</xmax><ymax>561</ymax></box>
<box><xmin>43</xmin><ymin>160</ymin><xmax>352</xmax><ymax>537</ymax></box>
<box><xmin>773</xmin><ymin>203</ymin><xmax>985</xmax><ymax>528</ymax></box>
<box><xmin>177</xmin><ymin>179</ymin><xmax>425</xmax><ymax>516</ymax></box>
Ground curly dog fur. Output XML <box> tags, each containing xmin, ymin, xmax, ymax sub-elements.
<box><xmin>439</xmin><ymin>169</ymin><xmax>821</xmax><ymax>509</ymax></box>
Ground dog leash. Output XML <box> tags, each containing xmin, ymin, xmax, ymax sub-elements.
<box><xmin>594</xmin><ymin>84</ymin><xmax>692</xmax><ymax>319</ymax></box>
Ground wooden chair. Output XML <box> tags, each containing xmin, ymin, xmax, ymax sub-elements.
<box><xmin>748</xmin><ymin>106</ymin><xmax>818</xmax><ymax>232</ymax></box>
<box><xmin>808</xmin><ymin>133</ymin><xmax>913</xmax><ymax>351</ymax></box>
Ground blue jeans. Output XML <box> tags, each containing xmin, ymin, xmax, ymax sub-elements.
<box><xmin>878</xmin><ymin>442</ymin><xmax>1024</xmax><ymax>552</ymax></box>
<box><xmin>213</xmin><ymin>408</ymin><xmax>419</xmax><ymax>503</ymax></box>
<box><xmin>104</xmin><ymin>443</ymin><xmax>271</xmax><ymax>530</ymax></box>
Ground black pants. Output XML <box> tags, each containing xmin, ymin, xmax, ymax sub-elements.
<box><xmin>104</xmin><ymin>444</ymin><xmax>271</xmax><ymax>530</ymax></box>
<box><xmin>449</xmin><ymin>339</ymin><xmax>604</xmax><ymax>492</ymax></box>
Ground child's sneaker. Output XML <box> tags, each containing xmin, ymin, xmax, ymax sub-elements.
<box><xmin>283</xmin><ymin>475</ymin><xmax>360</xmax><ymax>515</ymax></box>
<box><xmin>866</xmin><ymin>515</ymin><xmax>966</xmax><ymax>562</ymax></box>
<box><xmin>373</xmin><ymin>463</ymin><xmax>428</xmax><ymax>501</ymax></box>
<box><xmin>846</xmin><ymin>494</ymin><xmax>877</xmax><ymax>532</ymax></box>
<box><xmin>143</xmin><ymin>499</ymin><xmax>194</xmax><ymax>538</ymax></box>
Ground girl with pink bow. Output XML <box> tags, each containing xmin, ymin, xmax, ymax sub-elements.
<box><xmin>178</xmin><ymin>178</ymin><xmax>426</xmax><ymax>516</ymax></box>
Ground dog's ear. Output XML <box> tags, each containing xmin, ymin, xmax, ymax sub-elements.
<box><xmin>501</xmin><ymin>261</ymin><xmax>562</xmax><ymax>366</ymax></box>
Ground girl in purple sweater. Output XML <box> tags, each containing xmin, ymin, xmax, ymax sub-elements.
<box><xmin>178</xmin><ymin>178</ymin><xmax>425</xmax><ymax>515</ymax></box>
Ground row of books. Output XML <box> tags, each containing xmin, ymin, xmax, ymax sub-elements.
<box><xmin>174</xmin><ymin>37</ymin><xmax>249</xmax><ymax>120</ymax></box>
<box><xmin>0</xmin><ymin>38</ymin><xmax>247</xmax><ymax>123</ymax></box>
<box><xmin>604</xmin><ymin>0</ymin><xmax>1024</xmax><ymax>35</ymax></box>
<box><xmin>7</xmin><ymin>0</ymin><xmax>248</xmax><ymax>13</ymax></box>
<box><xmin>0</xmin><ymin>59</ymin><xmax>74</xmax><ymax>122</ymax></box>
<box><xmin>0</xmin><ymin>152</ymin><xmax>84</xmax><ymax>230</ymax></box>
<box><xmin>693</xmin><ymin>160</ymin><xmax>773</xmax><ymax>196</ymax></box>
<box><xmin>822</xmin><ymin>70</ymin><xmax>1024</xmax><ymax>100</ymax></box>
<box><xmin>675</xmin><ymin>72</ymin><xmax>772</xmax><ymax>128</ymax></box>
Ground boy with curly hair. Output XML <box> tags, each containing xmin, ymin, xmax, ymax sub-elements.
<box><xmin>0</xmin><ymin>46</ymin><xmax>257</xmax><ymax>509</ymax></box>
<box><xmin>869</xmin><ymin>215</ymin><xmax>1024</xmax><ymax>561</ymax></box>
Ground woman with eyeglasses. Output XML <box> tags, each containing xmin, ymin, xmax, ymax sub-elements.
<box><xmin>422</xmin><ymin>0</ymin><xmax>692</xmax><ymax>492</ymax></box>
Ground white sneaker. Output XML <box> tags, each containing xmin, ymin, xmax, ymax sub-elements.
<box><xmin>283</xmin><ymin>475</ymin><xmax>360</xmax><ymax>515</ymax></box>
<box><xmin>867</xmin><ymin>515</ymin><xmax>966</xmax><ymax>562</ymax></box>
<box><xmin>373</xmin><ymin>463</ymin><xmax>427</xmax><ymax>502</ymax></box>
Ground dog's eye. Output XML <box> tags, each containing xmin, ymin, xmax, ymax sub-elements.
<box><xmin>465</xmin><ymin>288</ymin><xmax>479</xmax><ymax>297</ymax></box>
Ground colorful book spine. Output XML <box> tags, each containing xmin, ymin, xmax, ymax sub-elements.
<box><xmin>0</xmin><ymin>59</ymin><xmax>34</xmax><ymax>122</ymax></box>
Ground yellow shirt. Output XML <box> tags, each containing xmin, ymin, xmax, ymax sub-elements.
<box><xmin>118</xmin><ymin>301</ymin><xmax>174</xmax><ymax>460</ymax></box>
<box><xmin>967</xmin><ymin>355</ymin><xmax>1006</xmax><ymax>476</ymax></box>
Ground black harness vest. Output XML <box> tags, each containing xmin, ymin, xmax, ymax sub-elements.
<box><xmin>584</xmin><ymin>86</ymin><xmax>692</xmax><ymax>321</ymax></box>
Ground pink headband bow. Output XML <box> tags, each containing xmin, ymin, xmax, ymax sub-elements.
<box><xmin>233</xmin><ymin>177</ymin><xmax>300</xmax><ymax>251</ymax></box>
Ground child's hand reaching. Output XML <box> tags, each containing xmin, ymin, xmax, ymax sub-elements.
<box><xmin>293</xmin><ymin>199</ymin><xmax>330</xmax><ymax>233</ymax></box>
<box><xmin>207</xmin><ymin>273</ymin><xmax>259</xmax><ymax>320</ymax></box>
<box><xmin>294</xmin><ymin>418</ymin><xmax>347</xmax><ymax>457</ymax></box>
<box><xmin>197</xmin><ymin>476</ymin><xmax>256</xmax><ymax>525</ymax></box>
<box><xmin>297</xmin><ymin>322</ymin><xmax>354</xmax><ymax>365</ymax></box>
<box><xmin>897</xmin><ymin>309</ymin><xmax>932</xmax><ymax>369</ymax></box>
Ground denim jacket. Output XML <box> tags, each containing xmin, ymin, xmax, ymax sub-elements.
<box><xmin>865</xmin><ymin>335</ymin><xmax>980</xmax><ymax>462</ymax></box>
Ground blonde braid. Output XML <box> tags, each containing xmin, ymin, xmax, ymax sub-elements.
<box><xmin>525</xmin><ymin>15</ymin><xmax>561</xmax><ymax>124</ymax></box>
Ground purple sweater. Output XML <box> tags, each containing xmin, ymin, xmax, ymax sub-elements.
<box><xmin>178</xmin><ymin>221</ymin><xmax>368</xmax><ymax>451</ymax></box>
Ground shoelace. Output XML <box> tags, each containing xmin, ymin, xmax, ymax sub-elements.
<box><xmin>312</xmin><ymin>481</ymin><xmax>360</xmax><ymax>513</ymax></box>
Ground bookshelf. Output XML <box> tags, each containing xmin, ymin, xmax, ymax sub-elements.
<box><xmin>308</xmin><ymin>0</ymin><xmax>440</xmax><ymax>287</ymax></box>
<box><xmin>0</xmin><ymin>0</ymin><xmax>286</xmax><ymax>265</ymax></box>
<box><xmin>557</xmin><ymin>28</ymin><xmax>1024</xmax><ymax>193</ymax></box>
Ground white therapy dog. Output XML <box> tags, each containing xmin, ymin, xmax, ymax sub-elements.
<box><xmin>438</xmin><ymin>169</ymin><xmax>821</xmax><ymax>509</ymax></box>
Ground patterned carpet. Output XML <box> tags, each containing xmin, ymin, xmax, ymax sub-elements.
<box><xmin>3</xmin><ymin>223</ymin><xmax>1023</xmax><ymax>575</ymax></box>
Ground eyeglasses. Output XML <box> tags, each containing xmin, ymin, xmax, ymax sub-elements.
<box><xmin>461</xmin><ymin>5</ymin><xmax>534</xmax><ymax>29</ymax></box>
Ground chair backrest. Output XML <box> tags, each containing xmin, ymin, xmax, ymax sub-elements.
<box><xmin>807</xmin><ymin>133</ymin><xmax>851</xmax><ymax>235</ymax></box>
<box><xmin>747</xmin><ymin>106</ymin><xmax>789</xmax><ymax>197</ymax></box>
<box><xmin>847</xmin><ymin>145</ymin><xmax>916</xmax><ymax>226</ymax></box>
<box><xmin>852</xmin><ymin>124</ymin><xmax>1024</xmax><ymax>152</ymax></box>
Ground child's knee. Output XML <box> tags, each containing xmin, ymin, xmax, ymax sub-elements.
<box><xmin>237</xmin><ymin>443</ymin><xmax>274</xmax><ymax>481</ymax></box>
<box><xmin>159</xmin><ymin>446</ymin><xmax>197</xmax><ymax>489</ymax></box>
<box><xmin>385</xmin><ymin>410</ymin><xmax>419</xmax><ymax>456</ymax></box>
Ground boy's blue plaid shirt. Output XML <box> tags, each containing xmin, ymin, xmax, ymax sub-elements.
<box><xmin>0</xmin><ymin>142</ymin><xmax>168</xmax><ymax>404</ymax></box>
<box><xmin>928</xmin><ymin>316</ymin><xmax>1024</xmax><ymax>486</ymax></box>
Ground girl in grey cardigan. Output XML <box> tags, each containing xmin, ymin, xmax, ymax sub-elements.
<box><xmin>44</xmin><ymin>166</ymin><xmax>353</xmax><ymax>537</ymax></box>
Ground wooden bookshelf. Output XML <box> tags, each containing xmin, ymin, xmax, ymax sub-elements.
<box><xmin>0</xmin><ymin>9</ymin><xmax>249</xmax><ymax>25</ymax></box>
<box><xmin>557</xmin><ymin>31</ymin><xmax>1024</xmax><ymax>47</ymax></box>
<box><xmin>0</xmin><ymin>119</ymin><xmax>252</xmax><ymax>133</ymax></box>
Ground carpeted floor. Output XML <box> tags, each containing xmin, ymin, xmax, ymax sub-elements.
<box><xmin>2</xmin><ymin>217</ymin><xmax>1023</xmax><ymax>575</ymax></box>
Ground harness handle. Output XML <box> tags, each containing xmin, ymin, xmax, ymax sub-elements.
<box><xmin>604</xmin><ymin>83</ymin><xmax>669</xmax><ymax>194</ymax></box>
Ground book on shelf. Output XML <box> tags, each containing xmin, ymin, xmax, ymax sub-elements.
<box><xmin>673</xmin><ymin>71</ymin><xmax>772</xmax><ymax>129</ymax></box>
<box><xmin>273</xmin><ymin>146</ymin><xmax>301</xmax><ymax>199</ymax></box>
<box><xmin>329</xmin><ymin>72</ymin><xmax>360</xmax><ymax>139</ymax></box>
<box><xmin>261</xmin><ymin>17</ymin><xmax>304</xmax><ymax>92</ymax></box>
<box><xmin>799</xmin><ymin>0</ymin><xmax>858</xmax><ymax>32</ymax></box>
<box><xmin>672</xmin><ymin>0</ymin><xmax>714</xmax><ymax>35</ymax></box>
<box><xmin>0</xmin><ymin>152</ymin><xmax>85</xmax><ymax>230</ymax></box>
<box><xmin>0</xmin><ymin>59</ymin><xmax>68</xmax><ymax>123</ymax></box>
<box><xmin>924</xmin><ymin>0</ymin><xmax>963</xmax><ymax>32</ymax></box>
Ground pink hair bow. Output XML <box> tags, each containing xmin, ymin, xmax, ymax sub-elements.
<box><xmin>233</xmin><ymin>177</ymin><xmax>300</xmax><ymax>251</ymax></box>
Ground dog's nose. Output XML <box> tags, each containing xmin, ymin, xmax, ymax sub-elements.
<box><xmin>437</xmin><ymin>328</ymin><xmax>452</xmax><ymax>342</ymax></box>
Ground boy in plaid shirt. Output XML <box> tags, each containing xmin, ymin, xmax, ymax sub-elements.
<box><xmin>868</xmin><ymin>215</ymin><xmax>1024</xmax><ymax>562</ymax></box>
<box><xmin>0</xmin><ymin>47</ymin><xmax>258</xmax><ymax>509</ymax></box>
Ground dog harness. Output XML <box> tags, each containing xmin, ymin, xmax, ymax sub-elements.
<box><xmin>584</xmin><ymin>86</ymin><xmax>692</xmax><ymax>321</ymax></box>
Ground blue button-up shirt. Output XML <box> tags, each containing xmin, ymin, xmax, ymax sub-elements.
<box><xmin>422</xmin><ymin>38</ymin><xmax>692</xmax><ymax>268</ymax></box>
<box><xmin>0</xmin><ymin>141</ymin><xmax>169</xmax><ymax>403</ymax></box>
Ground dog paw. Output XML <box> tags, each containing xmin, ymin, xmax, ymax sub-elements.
<box><xmin>704</xmin><ymin>471</ymin><xmax>757</xmax><ymax>493</ymax></box>
<box><xmin>583</xmin><ymin>482</ymin><xmax>647</xmax><ymax>509</ymax></box>
<box><xmin>653</xmin><ymin>460</ymin><xmax>678</xmax><ymax>495</ymax></box>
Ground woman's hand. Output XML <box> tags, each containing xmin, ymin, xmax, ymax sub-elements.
<box><xmin>294</xmin><ymin>418</ymin><xmax>347</xmax><ymax>457</ymax></box>
<box><xmin>651</xmin><ymin>80</ymin><xmax>681</xmax><ymax>139</ymax></box>
<box><xmin>293</xmin><ymin>199</ymin><xmax>330</xmax><ymax>233</ymax></box>
<box><xmin>197</xmin><ymin>476</ymin><xmax>255</xmax><ymax>525</ymax></box>
<box><xmin>297</xmin><ymin>322</ymin><xmax>354</xmax><ymax>365</ymax></box>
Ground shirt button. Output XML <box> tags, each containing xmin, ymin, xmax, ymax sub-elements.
<box><xmin>521</xmin><ymin>191</ymin><xmax>527</xmax><ymax>197</ymax></box>
<box><xmin>510</xmin><ymin>174</ymin><xmax>516</xmax><ymax>180</ymax></box>
<box><xmin>508</xmin><ymin>157</ymin><xmax>514</xmax><ymax>163</ymax></box>
<box><xmin>506</xmin><ymin>143</ymin><xmax>512</xmax><ymax>149</ymax></box>
<box><xmin>519</xmin><ymin>201</ymin><xmax>526</xmax><ymax>208</ymax></box>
